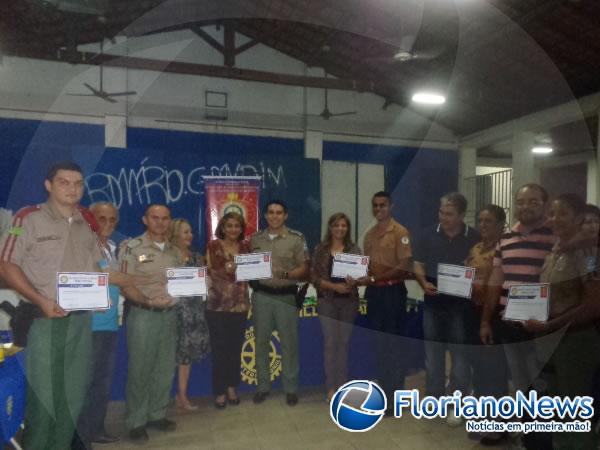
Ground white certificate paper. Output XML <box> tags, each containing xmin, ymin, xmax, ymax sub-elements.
<box><xmin>235</xmin><ymin>252</ymin><xmax>272</xmax><ymax>282</ymax></box>
<box><xmin>504</xmin><ymin>283</ymin><xmax>550</xmax><ymax>322</ymax></box>
<box><xmin>437</xmin><ymin>264</ymin><xmax>476</xmax><ymax>299</ymax></box>
<box><xmin>166</xmin><ymin>267</ymin><xmax>207</xmax><ymax>297</ymax></box>
<box><xmin>331</xmin><ymin>253</ymin><xmax>369</xmax><ymax>279</ymax></box>
<box><xmin>56</xmin><ymin>272</ymin><xmax>110</xmax><ymax>311</ymax></box>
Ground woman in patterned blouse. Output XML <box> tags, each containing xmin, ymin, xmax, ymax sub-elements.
<box><xmin>206</xmin><ymin>212</ymin><xmax>251</xmax><ymax>408</ymax></box>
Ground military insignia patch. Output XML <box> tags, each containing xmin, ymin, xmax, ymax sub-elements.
<box><xmin>8</xmin><ymin>226</ymin><xmax>22</xmax><ymax>236</ymax></box>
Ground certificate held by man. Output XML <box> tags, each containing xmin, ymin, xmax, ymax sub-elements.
<box><xmin>166</xmin><ymin>267</ymin><xmax>208</xmax><ymax>297</ymax></box>
<box><xmin>331</xmin><ymin>253</ymin><xmax>369</xmax><ymax>279</ymax></box>
<box><xmin>57</xmin><ymin>272</ymin><xmax>110</xmax><ymax>311</ymax></box>
<box><xmin>437</xmin><ymin>263</ymin><xmax>476</xmax><ymax>299</ymax></box>
<box><xmin>235</xmin><ymin>252</ymin><xmax>272</xmax><ymax>281</ymax></box>
<box><xmin>504</xmin><ymin>283</ymin><xmax>550</xmax><ymax>322</ymax></box>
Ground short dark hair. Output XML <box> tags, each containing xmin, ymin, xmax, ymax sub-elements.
<box><xmin>264</xmin><ymin>200</ymin><xmax>288</xmax><ymax>214</ymax></box>
<box><xmin>480</xmin><ymin>204</ymin><xmax>506</xmax><ymax>225</ymax></box>
<box><xmin>215</xmin><ymin>212</ymin><xmax>246</xmax><ymax>241</ymax></box>
<box><xmin>45</xmin><ymin>161</ymin><xmax>83</xmax><ymax>181</ymax></box>
<box><xmin>584</xmin><ymin>204</ymin><xmax>600</xmax><ymax>219</ymax></box>
<box><xmin>372</xmin><ymin>191</ymin><xmax>391</xmax><ymax>202</ymax></box>
<box><xmin>555</xmin><ymin>193</ymin><xmax>586</xmax><ymax>216</ymax></box>
<box><xmin>440</xmin><ymin>192</ymin><xmax>467</xmax><ymax>215</ymax></box>
<box><xmin>145</xmin><ymin>204</ymin><xmax>171</xmax><ymax>216</ymax></box>
<box><xmin>517</xmin><ymin>183</ymin><xmax>548</xmax><ymax>203</ymax></box>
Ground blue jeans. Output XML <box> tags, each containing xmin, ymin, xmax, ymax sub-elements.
<box><xmin>76</xmin><ymin>331</ymin><xmax>119</xmax><ymax>442</ymax></box>
<box><xmin>423</xmin><ymin>296</ymin><xmax>475</xmax><ymax>397</ymax></box>
<box><xmin>365</xmin><ymin>284</ymin><xmax>408</xmax><ymax>406</ymax></box>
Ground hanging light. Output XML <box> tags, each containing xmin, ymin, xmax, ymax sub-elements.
<box><xmin>411</xmin><ymin>92</ymin><xmax>446</xmax><ymax>105</ymax></box>
<box><xmin>531</xmin><ymin>146</ymin><xmax>553</xmax><ymax>154</ymax></box>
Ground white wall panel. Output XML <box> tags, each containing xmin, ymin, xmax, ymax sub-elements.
<box><xmin>357</xmin><ymin>164</ymin><xmax>384</xmax><ymax>247</ymax></box>
<box><xmin>321</xmin><ymin>161</ymin><xmax>356</xmax><ymax>243</ymax></box>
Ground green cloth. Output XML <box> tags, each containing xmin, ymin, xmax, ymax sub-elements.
<box><xmin>23</xmin><ymin>313</ymin><xmax>92</xmax><ymax>450</ymax></box>
<box><xmin>125</xmin><ymin>306</ymin><xmax>176</xmax><ymax>430</ymax></box>
<box><xmin>252</xmin><ymin>291</ymin><xmax>299</xmax><ymax>393</ymax></box>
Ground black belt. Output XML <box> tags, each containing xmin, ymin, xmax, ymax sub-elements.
<box><xmin>253</xmin><ymin>283</ymin><xmax>297</xmax><ymax>296</ymax></box>
<box><xmin>131</xmin><ymin>303</ymin><xmax>174</xmax><ymax>313</ymax></box>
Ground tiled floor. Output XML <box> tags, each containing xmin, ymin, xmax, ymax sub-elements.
<box><xmin>100</xmin><ymin>374</ymin><xmax>515</xmax><ymax>450</ymax></box>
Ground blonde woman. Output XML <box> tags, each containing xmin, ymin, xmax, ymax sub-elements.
<box><xmin>168</xmin><ymin>218</ymin><xmax>210</xmax><ymax>411</ymax></box>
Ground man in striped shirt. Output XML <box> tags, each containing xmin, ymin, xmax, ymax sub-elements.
<box><xmin>480</xmin><ymin>183</ymin><xmax>555</xmax><ymax>394</ymax></box>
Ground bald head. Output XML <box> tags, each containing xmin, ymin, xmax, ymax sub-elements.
<box><xmin>90</xmin><ymin>202</ymin><xmax>118</xmax><ymax>240</ymax></box>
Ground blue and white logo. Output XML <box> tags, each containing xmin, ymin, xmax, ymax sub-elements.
<box><xmin>330</xmin><ymin>380</ymin><xmax>387</xmax><ymax>432</ymax></box>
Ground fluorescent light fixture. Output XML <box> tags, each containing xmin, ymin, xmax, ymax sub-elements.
<box><xmin>411</xmin><ymin>92</ymin><xmax>446</xmax><ymax>105</ymax></box>
<box><xmin>531</xmin><ymin>146</ymin><xmax>553</xmax><ymax>154</ymax></box>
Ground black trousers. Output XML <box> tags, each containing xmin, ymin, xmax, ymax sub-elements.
<box><xmin>205</xmin><ymin>310</ymin><xmax>247</xmax><ymax>396</ymax></box>
<box><xmin>365</xmin><ymin>284</ymin><xmax>408</xmax><ymax>407</ymax></box>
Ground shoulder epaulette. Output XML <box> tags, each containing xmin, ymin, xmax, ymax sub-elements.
<box><xmin>288</xmin><ymin>228</ymin><xmax>304</xmax><ymax>238</ymax></box>
<box><xmin>126</xmin><ymin>238</ymin><xmax>143</xmax><ymax>249</ymax></box>
<box><xmin>1</xmin><ymin>205</ymin><xmax>40</xmax><ymax>261</ymax></box>
<box><xmin>13</xmin><ymin>205</ymin><xmax>41</xmax><ymax>219</ymax></box>
<box><xmin>77</xmin><ymin>205</ymin><xmax>100</xmax><ymax>234</ymax></box>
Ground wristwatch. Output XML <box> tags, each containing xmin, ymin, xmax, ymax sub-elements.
<box><xmin>370</xmin><ymin>275</ymin><xmax>376</xmax><ymax>284</ymax></box>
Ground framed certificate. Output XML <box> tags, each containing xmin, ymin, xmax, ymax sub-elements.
<box><xmin>166</xmin><ymin>267</ymin><xmax>208</xmax><ymax>297</ymax></box>
<box><xmin>235</xmin><ymin>252</ymin><xmax>272</xmax><ymax>282</ymax></box>
<box><xmin>331</xmin><ymin>253</ymin><xmax>369</xmax><ymax>279</ymax></box>
<box><xmin>56</xmin><ymin>272</ymin><xmax>110</xmax><ymax>311</ymax></box>
<box><xmin>437</xmin><ymin>264</ymin><xmax>476</xmax><ymax>299</ymax></box>
<box><xmin>504</xmin><ymin>283</ymin><xmax>550</xmax><ymax>322</ymax></box>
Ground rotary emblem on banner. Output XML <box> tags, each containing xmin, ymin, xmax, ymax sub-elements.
<box><xmin>240</xmin><ymin>325</ymin><xmax>282</xmax><ymax>385</ymax></box>
<box><xmin>223</xmin><ymin>192</ymin><xmax>245</xmax><ymax>218</ymax></box>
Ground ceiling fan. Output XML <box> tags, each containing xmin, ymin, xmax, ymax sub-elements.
<box><xmin>368</xmin><ymin>34</ymin><xmax>444</xmax><ymax>64</ymax></box>
<box><xmin>66</xmin><ymin>41</ymin><xmax>137</xmax><ymax>103</ymax></box>
<box><xmin>307</xmin><ymin>76</ymin><xmax>357</xmax><ymax>120</ymax></box>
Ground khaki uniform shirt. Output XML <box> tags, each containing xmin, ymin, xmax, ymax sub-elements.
<box><xmin>363</xmin><ymin>219</ymin><xmax>412</xmax><ymax>278</ymax></box>
<box><xmin>0</xmin><ymin>202</ymin><xmax>103</xmax><ymax>301</ymax></box>
<box><xmin>540</xmin><ymin>244</ymin><xmax>598</xmax><ymax>318</ymax></box>
<box><xmin>118</xmin><ymin>233</ymin><xmax>182</xmax><ymax>298</ymax></box>
<box><xmin>250</xmin><ymin>226</ymin><xmax>308</xmax><ymax>288</ymax></box>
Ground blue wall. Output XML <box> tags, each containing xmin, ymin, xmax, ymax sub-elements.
<box><xmin>0</xmin><ymin>119</ymin><xmax>321</xmax><ymax>249</ymax></box>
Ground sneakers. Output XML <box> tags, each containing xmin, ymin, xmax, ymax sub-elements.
<box><xmin>147</xmin><ymin>418</ymin><xmax>176</xmax><ymax>432</ymax></box>
<box><xmin>446</xmin><ymin>406</ymin><xmax>464</xmax><ymax>427</ymax></box>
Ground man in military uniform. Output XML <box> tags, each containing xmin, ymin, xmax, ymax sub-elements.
<box><xmin>250</xmin><ymin>200</ymin><xmax>308</xmax><ymax>406</ymax></box>
<box><xmin>118</xmin><ymin>204</ymin><xmax>181</xmax><ymax>442</ymax></box>
<box><xmin>0</xmin><ymin>162</ymin><xmax>103</xmax><ymax>450</ymax></box>
<box><xmin>359</xmin><ymin>191</ymin><xmax>413</xmax><ymax>415</ymax></box>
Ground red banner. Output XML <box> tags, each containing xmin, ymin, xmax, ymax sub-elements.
<box><xmin>203</xmin><ymin>176</ymin><xmax>261</xmax><ymax>241</ymax></box>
